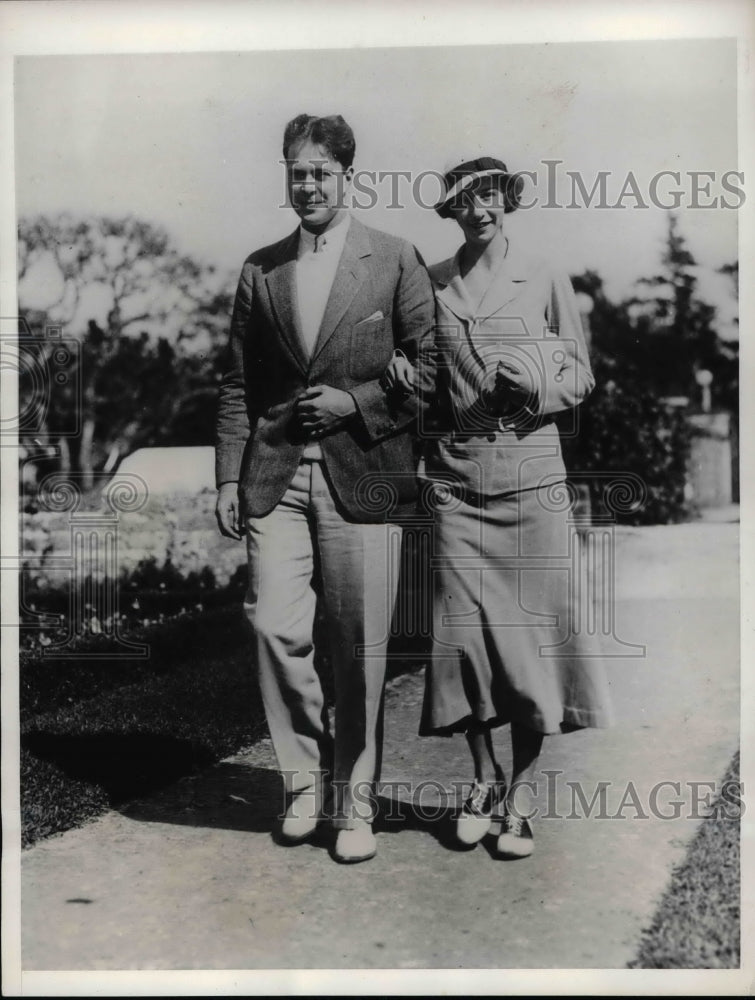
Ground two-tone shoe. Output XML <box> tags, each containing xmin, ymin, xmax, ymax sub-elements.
<box><xmin>456</xmin><ymin>768</ymin><xmax>508</xmax><ymax>846</ymax></box>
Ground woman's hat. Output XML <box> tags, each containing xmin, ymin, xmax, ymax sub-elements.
<box><xmin>435</xmin><ymin>155</ymin><xmax>523</xmax><ymax>217</ymax></box>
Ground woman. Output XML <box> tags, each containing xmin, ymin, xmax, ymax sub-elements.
<box><xmin>385</xmin><ymin>155</ymin><xmax>614</xmax><ymax>859</ymax></box>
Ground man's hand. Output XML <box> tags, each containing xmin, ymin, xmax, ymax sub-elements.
<box><xmin>295</xmin><ymin>385</ymin><xmax>357</xmax><ymax>438</ymax></box>
<box><xmin>216</xmin><ymin>482</ymin><xmax>243</xmax><ymax>540</ymax></box>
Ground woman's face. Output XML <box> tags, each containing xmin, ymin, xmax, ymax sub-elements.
<box><xmin>452</xmin><ymin>176</ymin><xmax>506</xmax><ymax>246</ymax></box>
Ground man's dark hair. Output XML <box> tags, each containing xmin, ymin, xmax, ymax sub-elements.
<box><xmin>283</xmin><ymin>114</ymin><xmax>356</xmax><ymax>170</ymax></box>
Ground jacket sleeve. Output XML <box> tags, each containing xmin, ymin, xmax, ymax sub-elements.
<box><xmin>348</xmin><ymin>241</ymin><xmax>435</xmax><ymax>443</ymax></box>
<box><xmin>486</xmin><ymin>267</ymin><xmax>595</xmax><ymax>420</ymax></box>
<box><xmin>538</xmin><ymin>268</ymin><xmax>595</xmax><ymax>416</ymax></box>
<box><xmin>215</xmin><ymin>262</ymin><xmax>254</xmax><ymax>487</ymax></box>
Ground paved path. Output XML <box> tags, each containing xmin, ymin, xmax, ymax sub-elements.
<box><xmin>19</xmin><ymin>521</ymin><xmax>739</xmax><ymax>971</ymax></box>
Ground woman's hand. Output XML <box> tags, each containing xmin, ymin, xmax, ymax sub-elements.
<box><xmin>494</xmin><ymin>361</ymin><xmax>530</xmax><ymax>401</ymax></box>
<box><xmin>381</xmin><ymin>350</ymin><xmax>416</xmax><ymax>396</ymax></box>
<box><xmin>483</xmin><ymin>360</ymin><xmax>533</xmax><ymax>414</ymax></box>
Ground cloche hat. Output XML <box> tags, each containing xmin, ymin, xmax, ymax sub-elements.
<box><xmin>435</xmin><ymin>155</ymin><xmax>523</xmax><ymax>217</ymax></box>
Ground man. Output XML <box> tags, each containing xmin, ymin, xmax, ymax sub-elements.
<box><xmin>215</xmin><ymin>114</ymin><xmax>434</xmax><ymax>863</ymax></box>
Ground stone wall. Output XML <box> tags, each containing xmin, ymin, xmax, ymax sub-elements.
<box><xmin>21</xmin><ymin>489</ymin><xmax>246</xmax><ymax>588</ymax></box>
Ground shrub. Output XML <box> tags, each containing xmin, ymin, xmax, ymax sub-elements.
<box><xmin>561</xmin><ymin>373</ymin><xmax>692</xmax><ymax>526</ymax></box>
<box><xmin>20</xmin><ymin>556</ymin><xmax>247</xmax><ymax>656</ymax></box>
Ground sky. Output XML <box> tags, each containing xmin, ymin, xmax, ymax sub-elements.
<box><xmin>14</xmin><ymin>38</ymin><xmax>740</xmax><ymax>337</ymax></box>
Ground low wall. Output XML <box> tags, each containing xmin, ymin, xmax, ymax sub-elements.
<box><xmin>687</xmin><ymin>412</ymin><xmax>733</xmax><ymax>508</ymax></box>
<box><xmin>21</xmin><ymin>489</ymin><xmax>247</xmax><ymax>588</ymax></box>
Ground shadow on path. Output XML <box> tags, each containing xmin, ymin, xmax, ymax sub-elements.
<box><xmin>117</xmin><ymin>759</ymin><xmax>467</xmax><ymax>853</ymax></box>
<box><xmin>22</xmin><ymin>731</ymin><xmax>216</xmax><ymax>805</ymax></box>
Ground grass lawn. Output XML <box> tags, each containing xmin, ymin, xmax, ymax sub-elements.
<box><xmin>629</xmin><ymin>751</ymin><xmax>741</xmax><ymax>968</ymax></box>
<box><xmin>20</xmin><ymin>602</ymin><xmax>295</xmax><ymax>846</ymax></box>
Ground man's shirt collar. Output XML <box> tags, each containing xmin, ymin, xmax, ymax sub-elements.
<box><xmin>297</xmin><ymin>212</ymin><xmax>351</xmax><ymax>257</ymax></box>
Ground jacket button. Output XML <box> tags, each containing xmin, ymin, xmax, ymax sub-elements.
<box><xmin>487</xmin><ymin>433</ymin><xmax>496</xmax><ymax>443</ymax></box>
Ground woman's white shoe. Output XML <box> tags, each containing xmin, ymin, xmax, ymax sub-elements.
<box><xmin>456</xmin><ymin>771</ymin><xmax>507</xmax><ymax>846</ymax></box>
<box><xmin>495</xmin><ymin>805</ymin><xmax>534</xmax><ymax>858</ymax></box>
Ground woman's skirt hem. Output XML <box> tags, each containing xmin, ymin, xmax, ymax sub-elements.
<box><xmin>419</xmin><ymin>706</ymin><xmax>613</xmax><ymax>739</ymax></box>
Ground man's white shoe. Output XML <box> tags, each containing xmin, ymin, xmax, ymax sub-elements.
<box><xmin>279</xmin><ymin>782</ymin><xmax>327</xmax><ymax>844</ymax></box>
<box><xmin>333</xmin><ymin>823</ymin><xmax>377</xmax><ymax>864</ymax></box>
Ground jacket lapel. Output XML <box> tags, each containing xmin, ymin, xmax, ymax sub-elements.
<box><xmin>433</xmin><ymin>242</ymin><xmax>529</xmax><ymax>328</ymax></box>
<box><xmin>264</xmin><ymin>230</ymin><xmax>309</xmax><ymax>375</ymax></box>
<box><xmin>476</xmin><ymin>242</ymin><xmax>529</xmax><ymax>321</ymax></box>
<box><xmin>310</xmin><ymin>217</ymin><xmax>371</xmax><ymax>364</ymax></box>
<box><xmin>433</xmin><ymin>254</ymin><xmax>475</xmax><ymax>326</ymax></box>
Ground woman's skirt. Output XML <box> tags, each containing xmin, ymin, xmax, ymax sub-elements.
<box><xmin>420</xmin><ymin>482</ymin><xmax>615</xmax><ymax>736</ymax></box>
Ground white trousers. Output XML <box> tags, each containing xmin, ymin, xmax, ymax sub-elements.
<box><xmin>244</xmin><ymin>458</ymin><xmax>402</xmax><ymax>828</ymax></box>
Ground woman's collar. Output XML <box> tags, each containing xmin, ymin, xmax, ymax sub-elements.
<box><xmin>433</xmin><ymin>239</ymin><xmax>530</xmax><ymax>322</ymax></box>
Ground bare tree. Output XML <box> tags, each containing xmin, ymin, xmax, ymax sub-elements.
<box><xmin>18</xmin><ymin>214</ymin><xmax>235</xmax><ymax>491</ymax></box>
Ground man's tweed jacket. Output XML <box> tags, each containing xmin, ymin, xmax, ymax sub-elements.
<box><xmin>215</xmin><ymin>217</ymin><xmax>435</xmax><ymax>522</ymax></box>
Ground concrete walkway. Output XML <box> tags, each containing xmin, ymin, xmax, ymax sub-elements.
<box><xmin>19</xmin><ymin>520</ymin><xmax>739</xmax><ymax>972</ymax></box>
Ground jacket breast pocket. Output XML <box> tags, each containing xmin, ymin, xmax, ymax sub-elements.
<box><xmin>349</xmin><ymin>316</ymin><xmax>392</xmax><ymax>380</ymax></box>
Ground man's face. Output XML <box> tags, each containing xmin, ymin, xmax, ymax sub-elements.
<box><xmin>286</xmin><ymin>140</ymin><xmax>353</xmax><ymax>230</ymax></box>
